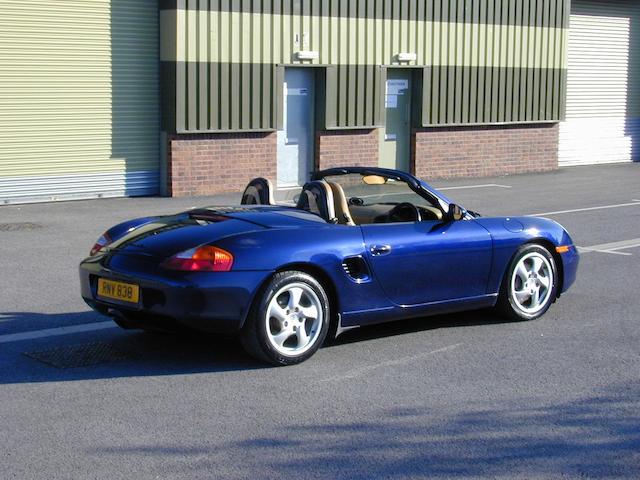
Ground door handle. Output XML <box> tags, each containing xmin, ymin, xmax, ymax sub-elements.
<box><xmin>370</xmin><ymin>244</ymin><xmax>392</xmax><ymax>256</ymax></box>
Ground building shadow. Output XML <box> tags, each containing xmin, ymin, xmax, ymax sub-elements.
<box><xmin>89</xmin><ymin>382</ymin><xmax>640</xmax><ymax>478</ymax></box>
<box><xmin>111</xmin><ymin>0</ymin><xmax>161</xmax><ymax>197</ymax></box>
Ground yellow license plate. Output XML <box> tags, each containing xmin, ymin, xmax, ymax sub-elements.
<box><xmin>97</xmin><ymin>278</ymin><xmax>140</xmax><ymax>304</ymax></box>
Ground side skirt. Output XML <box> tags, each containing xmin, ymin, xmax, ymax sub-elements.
<box><xmin>340</xmin><ymin>294</ymin><xmax>499</xmax><ymax>329</ymax></box>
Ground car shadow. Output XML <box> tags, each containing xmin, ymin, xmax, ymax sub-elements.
<box><xmin>1</xmin><ymin>309</ymin><xmax>512</xmax><ymax>385</ymax></box>
<box><xmin>330</xmin><ymin>309</ymin><xmax>510</xmax><ymax>346</ymax></box>
<box><xmin>0</xmin><ymin>310</ymin><xmax>104</xmax><ymax>336</ymax></box>
<box><xmin>0</xmin><ymin>311</ymin><xmax>266</xmax><ymax>384</ymax></box>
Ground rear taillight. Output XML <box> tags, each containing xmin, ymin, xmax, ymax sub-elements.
<box><xmin>90</xmin><ymin>232</ymin><xmax>112</xmax><ymax>256</ymax></box>
<box><xmin>162</xmin><ymin>246</ymin><xmax>234</xmax><ymax>272</ymax></box>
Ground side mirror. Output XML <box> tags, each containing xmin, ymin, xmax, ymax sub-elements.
<box><xmin>446</xmin><ymin>203</ymin><xmax>465</xmax><ymax>222</ymax></box>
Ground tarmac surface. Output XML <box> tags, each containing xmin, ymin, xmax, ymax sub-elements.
<box><xmin>1</xmin><ymin>163</ymin><xmax>639</xmax><ymax>479</ymax></box>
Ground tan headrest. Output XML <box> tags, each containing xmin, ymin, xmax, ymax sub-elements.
<box><xmin>327</xmin><ymin>182</ymin><xmax>356</xmax><ymax>226</ymax></box>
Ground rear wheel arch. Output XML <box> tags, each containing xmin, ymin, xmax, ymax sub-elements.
<box><xmin>274</xmin><ymin>263</ymin><xmax>340</xmax><ymax>337</ymax></box>
<box><xmin>239</xmin><ymin>262</ymin><xmax>340</xmax><ymax>334</ymax></box>
<box><xmin>239</xmin><ymin>268</ymin><xmax>332</xmax><ymax>365</ymax></box>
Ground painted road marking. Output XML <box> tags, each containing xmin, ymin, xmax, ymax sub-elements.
<box><xmin>0</xmin><ymin>321</ymin><xmax>116</xmax><ymax>344</ymax></box>
<box><xmin>319</xmin><ymin>343</ymin><xmax>462</xmax><ymax>382</ymax></box>
<box><xmin>437</xmin><ymin>184</ymin><xmax>512</xmax><ymax>191</ymax></box>
<box><xmin>577</xmin><ymin>238</ymin><xmax>640</xmax><ymax>256</ymax></box>
<box><xmin>578</xmin><ymin>248</ymin><xmax>631</xmax><ymax>256</ymax></box>
<box><xmin>529</xmin><ymin>201</ymin><xmax>640</xmax><ymax>217</ymax></box>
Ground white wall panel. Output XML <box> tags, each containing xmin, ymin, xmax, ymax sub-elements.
<box><xmin>559</xmin><ymin>0</ymin><xmax>640</xmax><ymax>166</ymax></box>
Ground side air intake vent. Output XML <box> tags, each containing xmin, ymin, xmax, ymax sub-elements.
<box><xmin>342</xmin><ymin>256</ymin><xmax>371</xmax><ymax>283</ymax></box>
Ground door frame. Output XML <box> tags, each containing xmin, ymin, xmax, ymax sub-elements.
<box><xmin>379</xmin><ymin>66</ymin><xmax>424</xmax><ymax>174</ymax></box>
<box><xmin>276</xmin><ymin>65</ymin><xmax>327</xmax><ymax>187</ymax></box>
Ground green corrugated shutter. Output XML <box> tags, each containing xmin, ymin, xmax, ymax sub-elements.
<box><xmin>0</xmin><ymin>0</ymin><xmax>160</xmax><ymax>204</ymax></box>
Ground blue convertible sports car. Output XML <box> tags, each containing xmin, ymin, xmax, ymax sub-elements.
<box><xmin>80</xmin><ymin>167</ymin><xmax>579</xmax><ymax>365</ymax></box>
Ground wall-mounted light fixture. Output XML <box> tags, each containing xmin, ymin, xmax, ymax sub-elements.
<box><xmin>396</xmin><ymin>52</ymin><xmax>417</xmax><ymax>62</ymax></box>
<box><xmin>296</xmin><ymin>51</ymin><xmax>319</xmax><ymax>61</ymax></box>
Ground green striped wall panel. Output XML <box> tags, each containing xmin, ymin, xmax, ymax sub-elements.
<box><xmin>160</xmin><ymin>0</ymin><xmax>569</xmax><ymax>133</ymax></box>
<box><xmin>160</xmin><ymin>0</ymin><xmax>568</xmax><ymax>28</ymax></box>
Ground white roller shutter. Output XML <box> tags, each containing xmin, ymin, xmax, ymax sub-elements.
<box><xmin>0</xmin><ymin>0</ymin><xmax>160</xmax><ymax>204</ymax></box>
<box><xmin>559</xmin><ymin>0</ymin><xmax>640</xmax><ymax>166</ymax></box>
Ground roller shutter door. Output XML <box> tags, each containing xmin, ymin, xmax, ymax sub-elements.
<box><xmin>0</xmin><ymin>0</ymin><xmax>160</xmax><ymax>204</ymax></box>
<box><xmin>559</xmin><ymin>0</ymin><xmax>640</xmax><ymax>166</ymax></box>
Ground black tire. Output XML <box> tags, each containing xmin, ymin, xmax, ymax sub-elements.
<box><xmin>496</xmin><ymin>243</ymin><xmax>558</xmax><ymax>321</ymax></box>
<box><xmin>240</xmin><ymin>271</ymin><xmax>331</xmax><ymax>366</ymax></box>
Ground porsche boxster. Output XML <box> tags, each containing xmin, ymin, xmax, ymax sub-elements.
<box><xmin>80</xmin><ymin>167</ymin><xmax>579</xmax><ymax>365</ymax></box>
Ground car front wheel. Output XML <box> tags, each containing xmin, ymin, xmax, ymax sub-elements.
<box><xmin>240</xmin><ymin>271</ymin><xmax>330</xmax><ymax>366</ymax></box>
<box><xmin>496</xmin><ymin>244</ymin><xmax>558</xmax><ymax>321</ymax></box>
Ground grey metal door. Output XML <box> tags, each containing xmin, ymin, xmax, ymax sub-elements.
<box><xmin>380</xmin><ymin>70</ymin><xmax>411</xmax><ymax>171</ymax></box>
<box><xmin>277</xmin><ymin>68</ymin><xmax>315</xmax><ymax>187</ymax></box>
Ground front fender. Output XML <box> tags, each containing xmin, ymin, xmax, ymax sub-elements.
<box><xmin>475</xmin><ymin>216</ymin><xmax>579</xmax><ymax>295</ymax></box>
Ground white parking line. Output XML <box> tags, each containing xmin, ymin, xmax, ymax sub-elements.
<box><xmin>529</xmin><ymin>201</ymin><xmax>640</xmax><ymax>217</ymax></box>
<box><xmin>437</xmin><ymin>183</ymin><xmax>512</xmax><ymax>191</ymax></box>
<box><xmin>319</xmin><ymin>343</ymin><xmax>462</xmax><ymax>382</ymax></box>
<box><xmin>578</xmin><ymin>248</ymin><xmax>631</xmax><ymax>256</ymax></box>
<box><xmin>577</xmin><ymin>238</ymin><xmax>640</xmax><ymax>256</ymax></box>
<box><xmin>0</xmin><ymin>321</ymin><xmax>116</xmax><ymax>344</ymax></box>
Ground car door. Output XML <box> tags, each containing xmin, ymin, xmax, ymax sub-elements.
<box><xmin>361</xmin><ymin>219</ymin><xmax>493</xmax><ymax>306</ymax></box>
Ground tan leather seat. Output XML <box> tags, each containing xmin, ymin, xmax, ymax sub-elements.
<box><xmin>296</xmin><ymin>180</ymin><xmax>337</xmax><ymax>223</ymax></box>
<box><xmin>240</xmin><ymin>177</ymin><xmax>276</xmax><ymax>205</ymax></box>
<box><xmin>326</xmin><ymin>182</ymin><xmax>356</xmax><ymax>226</ymax></box>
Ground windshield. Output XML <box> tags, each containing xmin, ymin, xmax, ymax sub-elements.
<box><xmin>322</xmin><ymin>173</ymin><xmax>437</xmax><ymax>209</ymax></box>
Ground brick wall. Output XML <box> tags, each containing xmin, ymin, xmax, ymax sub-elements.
<box><xmin>316</xmin><ymin>129</ymin><xmax>379</xmax><ymax>171</ymax></box>
<box><xmin>165</xmin><ymin>124</ymin><xmax>559</xmax><ymax>197</ymax></box>
<box><xmin>413</xmin><ymin>123</ymin><xmax>559</xmax><ymax>179</ymax></box>
<box><xmin>167</xmin><ymin>132</ymin><xmax>277</xmax><ymax>197</ymax></box>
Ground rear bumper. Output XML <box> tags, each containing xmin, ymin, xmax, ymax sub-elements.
<box><xmin>79</xmin><ymin>254</ymin><xmax>272</xmax><ymax>334</ymax></box>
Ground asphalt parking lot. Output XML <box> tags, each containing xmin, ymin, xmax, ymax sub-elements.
<box><xmin>1</xmin><ymin>163</ymin><xmax>639</xmax><ymax>479</ymax></box>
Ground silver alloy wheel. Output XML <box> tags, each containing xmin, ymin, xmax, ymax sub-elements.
<box><xmin>510</xmin><ymin>252</ymin><xmax>554</xmax><ymax>315</ymax></box>
<box><xmin>264</xmin><ymin>282</ymin><xmax>323</xmax><ymax>356</ymax></box>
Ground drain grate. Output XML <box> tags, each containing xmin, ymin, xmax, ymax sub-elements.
<box><xmin>0</xmin><ymin>222</ymin><xmax>43</xmax><ymax>232</ymax></box>
<box><xmin>24</xmin><ymin>342</ymin><xmax>134</xmax><ymax>368</ymax></box>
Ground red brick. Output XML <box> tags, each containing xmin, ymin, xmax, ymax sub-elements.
<box><xmin>316</xmin><ymin>129</ymin><xmax>379</xmax><ymax>170</ymax></box>
<box><xmin>166</xmin><ymin>132</ymin><xmax>277</xmax><ymax>197</ymax></box>
<box><xmin>413</xmin><ymin>124</ymin><xmax>558</xmax><ymax>180</ymax></box>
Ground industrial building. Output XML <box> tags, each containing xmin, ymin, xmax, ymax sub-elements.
<box><xmin>0</xmin><ymin>0</ymin><xmax>638</xmax><ymax>203</ymax></box>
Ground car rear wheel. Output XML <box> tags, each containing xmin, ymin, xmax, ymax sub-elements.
<box><xmin>496</xmin><ymin>244</ymin><xmax>558</xmax><ymax>321</ymax></box>
<box><xmin>240</xmin><ymin>271</ymin><xmax>330</xmax><ymax>366</ymax></box>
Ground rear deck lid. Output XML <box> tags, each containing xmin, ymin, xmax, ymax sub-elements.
<box><xmin>105</xmin><ymin>210</ymin><xmax>266</xmax><ymax>258</ymax></box>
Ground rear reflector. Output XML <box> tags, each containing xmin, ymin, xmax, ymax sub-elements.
<box><xmin>162</xmin><ymin>246</ymin><xmax>234</xmax><ymax>272</ymax></box>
